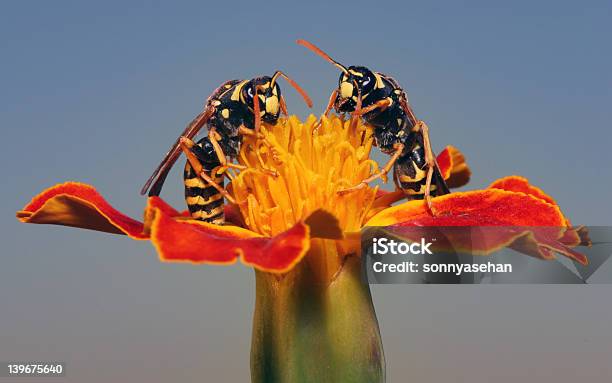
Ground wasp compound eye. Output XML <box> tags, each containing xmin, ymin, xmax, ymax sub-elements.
<box><xmin>245</xmin><ymin>84</ymin><xmax>255</xmax><ymax>103</ymax></box>
<box><xmin>348</xmin><ymin>66</ymin><xmax>376</xmax><ymax>94</ymax></box>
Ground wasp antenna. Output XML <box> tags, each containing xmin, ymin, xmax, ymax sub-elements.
<box><xmin>272</xmin><ymin>70</ymin><xmax>313</xmax><ymax>108</ymax></box>
<box><xmin>296</xmin><ymin>39</ymin><xmax>349</xmax><ymax>75</ymax></box>
<box><xmin>271</xmin><ymin>70</ymin><xmax>283</xmax><ymax>85</ymax></box>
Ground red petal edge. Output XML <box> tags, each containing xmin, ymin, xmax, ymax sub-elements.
<box><xmin>367</xmin><ymin>189</ymin><xmax>588</xmax><ymax>265</ymax></box>
<box><xmin>488</xmin><ymin>175</ymin><xmax>556</xmax><ymax>205</ymax></box>
<box><xmin>436</xmin><ymin>145</ymin><xmax>471</xmax><ymax>188</ymax></box>
<box><xmin>149</xmin><ymin>207</ymin><xmax>311</xmax><ymax>273</ymax></box>
<box><xmin>488</xmin><ymin>175</ymin><xmax>590</xmax><ymax>247</ymax></box>
<box><xmin>17</xmin><ymin>182</ymin><xmax>147</xmax><ymax>239</ymax></box>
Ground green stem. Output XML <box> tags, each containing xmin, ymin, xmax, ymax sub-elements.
<box><xmin>250</xmin><ymin>253</ymin><xmax>385</xmax><ymax>383</ymax></box>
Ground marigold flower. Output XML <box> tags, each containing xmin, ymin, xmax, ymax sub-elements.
<box><xmin>16</xmin><ymin>116</ymin><xmax>476</xmax><ymax>272</ymax></box>
<box><xmin>16</xmin><ymin>114</ymin><xmax>589</xmax><ymax>382</ymax></box>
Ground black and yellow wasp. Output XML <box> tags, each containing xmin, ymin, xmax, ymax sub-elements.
<box><xmin>141</xmin><ymin>71</ymin><xmax>312</xmax><ymax>224</ymax></box>
<box><xmin>297</xmin><ymin>40</ymin><xmax>449</xmax><ymax>209</ymax></box>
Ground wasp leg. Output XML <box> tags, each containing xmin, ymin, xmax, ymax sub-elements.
<box><xmin>197</xmin><ymin>170</ymin><xmax>237</xmax><ymax>204</ymax></box>
<box><xmin>238</xmin><ymin>125</ymin><xmax>266</xmax><ymax>141</ymax></box>
<box><xmin>349</xmin><ymin>90</ymin><xmax>363</xmax><ymax>133</ymax></box>
<box><xmin>414</xmin><ymin>121</ymin><xmax>437</xmax><ymax>213</ymax></box>
<box><xmin>257</xmin><ymin>137</ymin><xmax>282</xmax><ymax>163</ymax></box>
<box><xmin>238</xmin><ymin>126</ymin><xmax>278</xmax><ymax>176</ymax></box>
<box><xmin>206</xmin><ymin>165</ymin><xmax>251</xmax><ymax>205</ymax></box>
<box><xmin>312</xmin><ymin>89</ymin><xmax>339</xmax><ymax>134</ymax></box>
<box><xmin>280</xmin><ymin>95</ymin><xmax>288</xmax><ymax>116</ymax></box>
<box><xmin>253</xmin><ymin>145</ymin><xmax>279</xmax><ymax>177</ymax></box>
<box><xmin>213</xmin><ymin>166</ymin><xmax>234</xmax><ymax>181</ymax></box>
<box><xmin>372</xmin><ymin>189</ymin><xmax>406</xmax><ymax>209</ymax></box>
<box><xmin>252</xmin><ymin>84</ymin><xmax>266</xmax><ymax>134</ymax></box>
<box><xmin>324</xmin><ymin>89</ymin><xmax>339</xmax><ymax>117</ymax></box>
<box><xmin>208</xmin><ymin>128</ymin><xmax>247</xmax><ymax>171</ymax></box>
<box><xmin>338</xmin><ymin>143</ymin><xmax>405</xmax><ymax>195</ymax></box>
<box><xmin>179</xmin><ymin>137</ymin><xmax>236</xmax><ymax>204</ymax></box>
<box><xmin>208</xmin><ymin>128</ymin><xmax>226</xmax><ymax>163</ymax></box>
<box><xmin>352</xmin><ymin>98</ymin><xmax>392</xmax><ymax>117</ymax></box>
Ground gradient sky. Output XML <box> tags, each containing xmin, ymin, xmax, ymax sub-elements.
<box><xmin>1</xmin><ymin>1</ymin><xmax>611</xmax><ymax>382</ymax></box>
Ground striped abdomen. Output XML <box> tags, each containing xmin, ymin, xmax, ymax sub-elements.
<box><xmin>394</xmin><ymin>144</ymin><xmax>449</xmax><ymax>199</ymax></box>
<box><xmin>183</xmin><ymin>139</ymin><xmax>225</xmax><ymax>224</ymax></box>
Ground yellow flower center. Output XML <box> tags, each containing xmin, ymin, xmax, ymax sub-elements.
<box><xmin>231</xmin><ymin>115</ymin><xmax>379</xmax><ymax>236</ymax></box>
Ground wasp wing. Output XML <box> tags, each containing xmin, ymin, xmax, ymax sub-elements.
<box><xmin>141</xmin><ymin>107</ymin><xmax>214</xmax><ymax>196</ymax></box>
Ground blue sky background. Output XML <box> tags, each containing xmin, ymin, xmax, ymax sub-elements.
<box><xmin>1</xmin><ymin>1</ymin><xmax>611</xmax><ymax>382</ymax></box>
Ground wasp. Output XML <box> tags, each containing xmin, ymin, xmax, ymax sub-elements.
<box><xmin>141</xmin><ymin>71</ymin><xmax>312</xmax><ymax>223</ymax></box>
<box><xmin>297</xmin><ymin>40</ymin><xmax>449</xmax><ymax>210</ymax></box>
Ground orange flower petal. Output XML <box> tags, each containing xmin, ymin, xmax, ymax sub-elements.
<box><xmin>366</xmin><ymin>189</ymin><xmax>587</xmax><ymax>264</ymax></box>
<box><xmin>488</xmin><ymin>175</ymin><xmax>556</xmax><ymax>205</ymax></box>
<box><xmin>16</xmin><ymin>182</ymin><xmax>147</xmax><ymax>239</ymax></box>
<box><xmin>18</xmin><ymin>183</ymin><xmax>318</xmax><ymax>272</ymax></box>
<box><xmin>148</xmin><ymin>196</ymin><xmax>184</xmax><ymax>217</ymax></box>
<box><xmin>224</xmin><ymin>203</ymin><xmax>247</xmax><ymax>227</ymax></box>
<box><xmin>488</xmin><ymin>176</ymin><xmax>591</xmax><ymax>247</ymax></box>
<box><xmin>149</xmin><ymin>207</ymin><xmax>310</xmax><ymax>273</ymax></box>
<box><xmin>436</xmin><ymin>145</ymin><xmax>471</xmax><ymax>188</ymax></box>
<box><xmin>367</xmin><ymin>189</ymin><xmax>566</xmax><ymax>227</ymax></box>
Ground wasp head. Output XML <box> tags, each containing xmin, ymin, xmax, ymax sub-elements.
<box><xmin>336</xmin><ymin>66</ymin><xmax>377</xmax><ymax>113</ymax></box>
<box><xmin>243</xmin><ymin>76</ymin><xmax>281</xmax><ymax>124</ymax></box>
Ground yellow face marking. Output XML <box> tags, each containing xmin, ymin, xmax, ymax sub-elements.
<box><xmin>232</xmin><ymin>80</ymin><xmax>249</xmax><ymax>102</ymax></box>
<box><xmin>340</xmin><ymin>81</ymin><xmax>354</xmax><ymax>99</ymax></box>
<box><xmin>221</xmin><ymin>109</ymin><xmax>230</xmax><ymax>119</ymax></box>
<box><xmin>212</xmin><ymin>100</ymin><xmax>222</xmax><ymax>107</ymax></box>
<box><xmin>349</xmin><ymin>69</ymin><xmax>363</xmax><ymax>77</ymax></box>
<box><xmin>265</xmin><ymin>95</ymin><xmax>279</xmax><ymax>114</ymax></box>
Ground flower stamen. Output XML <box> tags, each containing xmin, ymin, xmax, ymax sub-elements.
<box><xmin>232</xmin><ymin>115</ymin><xmax>379</xmax><ymax>237</ymax></box>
